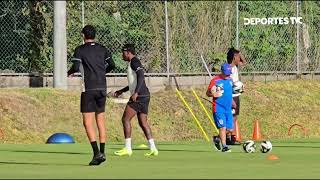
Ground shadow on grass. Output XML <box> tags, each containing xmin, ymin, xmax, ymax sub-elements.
<box><xmin>108</xmin><ymin>147</ymin><xmax>212</xmax><ymax>153</ymax></box>
<box><xmin>0</xmin><ymin>161</ymin><xmax>89</xmax><ymax>166</ymax></box>
<box><xmin>0</xmin><ymin>149</ymin><xmax>90</xmax><ymax>155</ymax></box>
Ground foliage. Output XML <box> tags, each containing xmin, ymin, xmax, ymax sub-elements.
<box><xmin>0</xmin><ymin>1</ymin><xmax>320</xmax><ymax>73</ymax></box>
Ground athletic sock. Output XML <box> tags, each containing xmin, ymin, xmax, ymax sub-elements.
<box><xmin>148</xmin><ymin>139</ymin><xmax>157</xmax><ymax>150</ymax></box>
<box><xmin>223</xmin><ymin>144</ymin><xmax>228</xmax><ymax>148</ymax></box>
<box><xmin>90</xmin><ymin>141</ymin><xmax>99</xmax><ymax>156</ymax></box>
<box><xmin>125</xmin><ymin>138</ymin><xmax>132</xmax><ymax>151</ymax></box>
<box><xmin>100</xmin><ymin>143</ymin><xmax>105</xmax><ymax>154</ymax></box>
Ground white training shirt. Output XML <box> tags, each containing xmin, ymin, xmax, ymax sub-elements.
<box><xmin>231</xmin><ymin>65</ymin><xmax>241</xmax><ymax>97</ymax></box>
<box><xmin>127</xmin><ymin>61</ymin><xmax>137</xmax><ymax>95</ymax></box>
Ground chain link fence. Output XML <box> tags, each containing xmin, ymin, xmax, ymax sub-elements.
<box><xmin>0</xmin><ymin>1</ymin><xmax>31</xmax><ymax>73</ymax></box>
<box><xmin>0</xmin><ymin>1</ymin><xmax>319</xmax><ymax>74</ymax></box>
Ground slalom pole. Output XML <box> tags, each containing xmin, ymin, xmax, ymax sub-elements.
<box><xmin>191</xmin><ymin>88</ymin><xmax>219</xmax><ymax>135</ymax></box>
<box><xmin>176</xmin><ymin>88</ymin><xmax>210</xmax><ymax>142</ymax></box>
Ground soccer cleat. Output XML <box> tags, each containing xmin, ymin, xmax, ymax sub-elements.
<box><xmin>144</xmin><ymin>149</ymin><xmax>159</xmax><ymax>156</ymax></box>
<box><xmin>89</xmin><ymin>152</ymin><xmax>106</xmax><ymax>166</ymax></box>
<box><xmin>114</xmin><ymin>148</ymin><xmax>133</xmax><ymax>156</ymax></box>
<box><xmin>222</xmin><ymin>146</ymin><xmax>232</xmax><ymax>152</ymax></box>
<box><xmin>213</xmin><ymin>136</ymin><xmax>221</xmax><ymax>151</ymax></box>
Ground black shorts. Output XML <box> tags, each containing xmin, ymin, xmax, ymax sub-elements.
<box><xmin>233</xmin><ymin>96</ymin><xmax>240</xmax><ymax>116</ymax></box>
<box><xmin>127</xmin><ymin>96</ymin><xmax>150</xmax><ymax>114</ymax></box>
<box><xmin>80</xmin><ymin>90</ymin><xmax>107</xmax><ymax>113</ymax></box>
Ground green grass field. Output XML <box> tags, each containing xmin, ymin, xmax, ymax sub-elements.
<box><xmin>1</xmin><ymin>140</ymin><xmax>320</xmax><ymax>179</ymax></box>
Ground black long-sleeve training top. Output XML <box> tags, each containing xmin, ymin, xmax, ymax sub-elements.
<box><xmin>67</xmin><ymin>42</ymin><xmax>115</xmax><ymax>92</ymax></box>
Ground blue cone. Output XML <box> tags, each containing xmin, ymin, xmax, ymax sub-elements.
<box><xmin>46</xmin><ymin>133</ymin><xmax>75</xmax><ymax>144</ymax></box>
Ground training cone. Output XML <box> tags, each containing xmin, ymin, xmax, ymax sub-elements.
<box><xmin>138</xmin><ymin>144</ymin><xmax>148</xmax><ymax>149</ymax></box>
<box><xmin>233</xmin><ymin>119</ymin><xmax>241</xmax><ymax>142</ymax></box>
<box><xmin>252</xmin><ymin>120</ymin><xmax>262</xmax><ymax>141</ymax></box>
<box><xmin>267</xmin><ymin>154</ymin><xmax>279</xmax><ymax>160</ymax></box>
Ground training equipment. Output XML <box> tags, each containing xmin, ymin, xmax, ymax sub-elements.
<box><xmin>46</xmin><ymin>133</ymin><xmax>75</xmax><ymax>144</ymax></box>
<box><xmin>233</xmin><ymin>118</ymin><xmax>241</xmax><ymax>142</ymax></box>
<box><xmin>176</xmin><ymin>88</ymin><xmax>210</xmax><ymax>142</ymax></box>
<box><xmin>267</xmin><ymin>154</ymin><xmax>279</xmax><ymax>160</ymax></box>
<box><xmin>114</xmin><ymin>148</ymin><xmax>133</xmax><ymax>156</ymax></box>
<box><xmin>191</xmin><ymin>88</ymin><xmax>219</xmax><ymax>134</ymax></box>
<box><xmin>144</xmin><ymin>149</ymin><xmax>159</xmax><ymax>156</ymax></box>
<box><xmin>260</xmin><ymin>141</ymin><xmax>272</xmax><ymax>153</ymax></box>
<box><xmin>211</xmin><ymin>85</ymin><xmax>224</xmax><ymax>93</ymax></box>
<box><xmin>233</xmin><ymin>81</ymin><xmax>244</xmax><ymax>94</ymax></box>
<box><xmin>200</xmin><ymin>54</ymin><xmax>213</xmax><ymax>78</ymax></box>
<box><xmin>243</xmin><ymin>140</ymin><xmax>256</xmax><ymax>153</ymax></box>
<box><xmin>288</xmin><ymin>123</ymin><xmax>307</xmax><ymax>137</ymax></box>
<box><xmin>252</xmin><ymin>120</ymin><xmax>263</xmax><ymax>141</ymax></box>
<box><xmin>138</xmin><ymin>144</ymin><xmax>148</xmax><ymax>149</ymax></box>
<box><xmin>211</xmin><ymin>85</ymin><xmax>224</xmax><ymax>97</ymax></box>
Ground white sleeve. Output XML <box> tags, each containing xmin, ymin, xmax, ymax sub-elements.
<box><xmin>231</xmin><ymin>66</ymin><xmax>239</xmax><ymax>83</ymax></box>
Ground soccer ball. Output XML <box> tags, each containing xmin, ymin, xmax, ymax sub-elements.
<box><xmin>233</xmin><ymin>81</ymin><xmax>244</xmax><ymax>94</ymax></box>
<box><xmin>243</xmin><ymin>140</ymin><xmax>256</xmax><ymax>153</ymax></box>
<box><xmin>260</xmin><ymin>141</ymin><xmax>272</xmax><ymax>153</ymax></box>
<box><xmin>211</xmin><ymin>85</ymin><xmax>224</xmax><ymax>97</ymax></box>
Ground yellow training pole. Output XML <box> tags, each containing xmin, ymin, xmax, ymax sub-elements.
<box><xmin>191</xmin><ymin>88</ymin><xmax>219</xmax><ymax>135</ymax></box>
<box><xmin>175</xmin><ymin>88</ymin><xmax>210</xmax><ymax>142</ymax></box>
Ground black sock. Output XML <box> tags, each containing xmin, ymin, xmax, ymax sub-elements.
<box><xmin>100</xmin><ymin>143</ymin><xmax>105</xmax><ymax>154</ymax></box>
<box><xmin>90</xmin><ymin>141</ymin><xmax>99</xmax><ymax>156</ymax></box>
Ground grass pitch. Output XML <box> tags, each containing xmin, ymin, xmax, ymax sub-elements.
<box><xmin>0</xmin><ymin>140</ymin><xmax>320</xmax><ymax>179</ymax></box>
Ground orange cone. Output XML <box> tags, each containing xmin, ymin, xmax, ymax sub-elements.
<box><xmin>233</xmin><ymin>119</ymin><xmax>241</xmax><ymax>142</ymax></box>
<box><xmin>252</xmin><ymin>120</ymin><xmax>262</xmax><ymax>141</ymax></box>
<box><xmin>267</xmin><ymin>154</ymin><xmax>279</xmax><ymax>160</ymax></box>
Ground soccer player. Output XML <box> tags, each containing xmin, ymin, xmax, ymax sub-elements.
<box><xmin>226</xmin><ymin>47</ymin><xmax>246</xmax><ymax>145</ymax></box>
<box><xmin>112</xmin><ymin>44</ymin><xmax>158</xmax><ymax>157</ymax></box>
<box><xmin>67</xmin><ymin>25</ymin><xmax>115</xmax><ymax>165</ymax></box>
<box><xmin>207</xmin><ymin>63</ymin><xmax>234</xmax><ymax>152</ymax></box>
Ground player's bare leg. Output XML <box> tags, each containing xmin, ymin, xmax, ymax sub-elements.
<box><xmin>114</xmin><ymin>105</ymin><xmax>136</xmax><ymax>156</ymax></box>
<box><xmin>96</xmin><ymin>112</ymin><xmax>106</xmax><ymax>158</ymax></box>
<box><xmin>83</xmin><ymin>113</ymin><xmax>105</xmax><ymax>165</ymax></box>
<box><xmin>220</xmin><ymin>128</ymin><xmax>231</xmax><ymax>152</ymax></box>
<box><xmin>137</xmin><ymin>113</ymin><xmax>158</xmax><ymax>156</ymax></box>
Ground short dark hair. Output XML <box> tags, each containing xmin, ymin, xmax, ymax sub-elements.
<box><xmin>227</xmin><ymin>47</ymin><xmax>240</xmax><ymax>64</ymax></box>
<box><xmin>122</xmin><ymin>43</ymin><xmax>136</xmax><ymax>55</ymax></box>
<box><xmin>81</xmin><ymin>25</ymin><xmax>96</xmax><ymax>39</ymax></box>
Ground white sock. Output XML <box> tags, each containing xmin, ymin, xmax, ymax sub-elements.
<box><xmin>148</xmin><ymin>139</ymin><xmax>157</xmax><ymax>150</ymax></box>
<box><xmin>125</xmin><ymin>138</ymin><xmax>132</xmax><ymax>151</ymax></box>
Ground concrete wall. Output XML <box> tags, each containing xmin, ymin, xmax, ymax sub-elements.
<box><xmin>0</xmin><ymin>74</ymin><xmax>319</xmax><ymax>92</ymax></box>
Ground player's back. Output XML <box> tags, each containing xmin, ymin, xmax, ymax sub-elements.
<box><xmin>75</xmin><ymin>42</ymin><xmax>110</xmax><ymax>91</ymax></box>
<box><xmin>210</xmin><ymin>75</ymin><xmax>233</xmax><ymax>113</ymax></box>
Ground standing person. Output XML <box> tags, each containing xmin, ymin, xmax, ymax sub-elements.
<box><xmin>113</xmin><ymin>44</ymin><xmax>158</xmax><ymax>157</ymax></box>
<box><xmin>207</xmin><ymin>63</ymin><xmax>234</xmax><ymax>152</ymax></box>
<box><xmin>226</xmin><ymin>47</ymin><xmax>246</xmax><ymax>145</ymax></box>
<box><xmin>67</xmin><ymin>25</ymin><xmax>115</xmax><ymax>165</ymax></box>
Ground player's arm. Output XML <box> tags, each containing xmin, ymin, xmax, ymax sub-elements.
<box><xmin>67</xmin><ymin>48</ymin><xmax>81</xmax><ymax>76</ymax></box>
<box><xmin>114</xmin><ymin>86</ymin><xmax>129</xmax><ymax>97</ymax></box>
<box><xmin>206</xmin><ymin>79</ymin><xmax>216</xmax><ymax>97</ymax></box>
<box><xmin>105</xmin><ymin>50</ymin><xmax>115</xmax><ymax>73</ymax></box>
<box><xmin>239</xmin><ymin>53</ymin><xmax>246</xmax><ymax>66</ymax></box>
